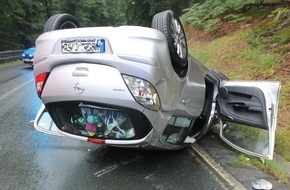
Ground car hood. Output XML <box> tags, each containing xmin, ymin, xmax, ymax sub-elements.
<box><xmin>23</xmin><ymin>47</ymin><xmax>36</xmax><ymax>55</ymax></box>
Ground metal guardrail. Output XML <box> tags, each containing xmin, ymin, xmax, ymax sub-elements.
<box><xmin>0</xmin><ymin>50</ymin><xmax>24</xmax><ymax>61</ymax></box>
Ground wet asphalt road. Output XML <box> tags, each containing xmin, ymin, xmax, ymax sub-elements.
<box><xmin>0</xmin><ymin>62</ymin><xmax>231</xmax><ymax>190</ymax></box>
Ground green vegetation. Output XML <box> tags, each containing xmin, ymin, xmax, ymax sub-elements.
<box><xmin>181</xmin><ymin>0</ymin><xmax>287</xmax><ymax>31</ymax></box>
<box><xmin>0</xmin><ymin>60</ymin><xmax>22</xmax><ymax>68</ymax></box>
<box><xmin>248</xmin><ymin>8</ymin><xmax>290</xmax><ymax>55</ymax></box>
<box><xmin>0</xmin><ymin>0</ymin><xmax>131</xmax><ymax>50</ymax></box>
<box><xmin>182</xmin><ymin>0</ymin><xmax>290</xmax><ymax>182</ymax></box>
<box><xmin>231</xmin><ymin>154</ymin><xmax>288</xmax><ymax>184</ymax></box>
<box><xmin>187</xmin><ymin>30</ymin><xmax>280</xmax><ymax>80</ymax></box>
<box><xmin>184</xmin><ymin>2</ymin><xmax>290</xmax><ymax>157</ymax></box>
<box><xmin>0</xmin><ymin>0</ymin><xmax>191</xmax><ymax>51</ymax></box>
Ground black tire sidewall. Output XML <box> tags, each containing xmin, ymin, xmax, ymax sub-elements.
<box><xmin>151</xmin><ymin>10</ymin><xmax>188</xmax><ymax>77</ymax></box>
<box><xmin>166</xmin><ymin>11</ymin><xmax>188</xmax><ymax>67</ymax></box>
<box><xmin>44</xmin><ymin>13</ymin><xmax>81</xmax><ymax>33</ymax></box>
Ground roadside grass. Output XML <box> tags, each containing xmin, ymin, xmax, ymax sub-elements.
<box><xmin>241</xmin><ymin>47</ymin><xmax>280</xmax><ymax>79</ymax></box>
<box><xmin>275</xmin><ymin>76</ymin><xmax>290</xmax><ymax>162</ymax></box>
<box><xmin>188</xmin><ymin>30</ymin><xmax>280</xmax><ymax>80</ymax></box>
<box><xmin>231</xmin><ymin>154</ymin><xmax>288</xmax><ymax>184</ymax></box>
<box><xmin>185</xmin><ymin>22</ymin><xmax>290</xmax><ymax>183</ymax></box>
<box><xmin>0</xmin><ymin>59</ymin><xmax>22</xmax><ymax>67</ymax></box>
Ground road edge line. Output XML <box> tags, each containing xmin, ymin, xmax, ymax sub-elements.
<box><xmin>0</xmin><ymin>78</ymin><xmax>34</xmax><ymax>101</ymax></box>
<box><xmin>190</xmin><ymin>144</ymin><xmax>247</xmax><ymax>190</ymax></box>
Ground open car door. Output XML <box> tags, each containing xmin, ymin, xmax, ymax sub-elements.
<box><xmin>217</xmin><ymin>81</ymin><xmax>281</xmax><ymax>160</ymax></box>
<box><xmin>34</xmin><ymin>105</ymin><xmax>63</xmax><ymax>136</ymax></box>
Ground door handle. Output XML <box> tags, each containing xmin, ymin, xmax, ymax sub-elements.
<box><xmin>230</xmin><ymin>101</ymin><xmax>262</xmax><ymax>112</ymax></box>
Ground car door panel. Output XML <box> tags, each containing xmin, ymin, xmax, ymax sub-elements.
<box><xmin>218</xmin><ymin>86</ymin><xmax>267</xmax><ymax>129</ymax></box>
<box><xmin>217</xmin><ymin>81</ymin><xmax>281</xmax><ymax>159</ymax></box>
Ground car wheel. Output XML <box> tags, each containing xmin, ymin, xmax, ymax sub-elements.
<box><xmin>151</xmin><ymin>10</ymin><xmax>188</xmax><ymax>77</ymax></box>
<box><xmin>44</xmin><ymin>13</ymin><xmax>81</xmax><ymax>32</ymax></box>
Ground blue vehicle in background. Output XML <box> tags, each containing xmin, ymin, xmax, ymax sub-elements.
<box><xmin>22</xmin><ymin>47</ymin><xmax>35</xmax><ymax>65</ymax></box>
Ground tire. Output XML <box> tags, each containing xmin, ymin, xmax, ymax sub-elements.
<box><xmin>44</xmin><ymin>13</ymin><xmax>81</xmax><ymax>33</ymax></box>
<box><xmin>151</xmin><ymin>10</ymin><xmax>188</xmax><ymax>76</ymax></box>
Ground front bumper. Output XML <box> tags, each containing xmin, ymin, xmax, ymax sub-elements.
<box><xmin>23</xmin><ymin>58</ymin><xmax>33</xmax><ymax>64</ymax></box>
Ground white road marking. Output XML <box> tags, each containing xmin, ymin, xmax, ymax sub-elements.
<box><xmin>94</xmin><ymin>164</ymin><xmax>120</xmax><ymax>177</ymax></box>
<box><xmin>94</xmin><ymin>156</ymin><xmax>140</xmax><ymax>177</ymax></box>
<box><xmin>144</xmin><ymin>173</ymin><xmax>155</xmax><ymax>181</ymax></box>
<box><xmin>190</xmin><ymin>144</ymin><xmax>247</xmax><ymax>190</ymax></box>
<box><xmin>0</xmin><ymin>79</ymin><xmax>34</xmax><ymax>102</ymax></box>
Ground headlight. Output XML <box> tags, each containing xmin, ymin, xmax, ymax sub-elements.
<box><xmin>123</xmin><ymin>75</ymin><xmax>160</xmax><ymax>111</ymax></box>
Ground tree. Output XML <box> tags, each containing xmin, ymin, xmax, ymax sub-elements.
<box><xmin>0</xmin><ymin>0</ymin><xmax>44</xmax><ymax>50</ymax></box>
<box><xmin>121</xmin><ymin>0</ymin><xmax>191</xmax><ymax>26</ymax></box>
<box><xmin>0</xmin><ymin>0</ymin><xmax>192</xmax><ymax>51</ymax></box>
<box><xmin>181</xmin><ymin>0</ymin><xmax>290</xmax><ymax>31</ymax></box>
<box><xmin>41</xmin><ymin>0</ymin><xmax>53</xmax><ymax>19</ymax></box>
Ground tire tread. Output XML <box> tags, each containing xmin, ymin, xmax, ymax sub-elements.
<box><xmin>44</xmin><ymin>13</ymin><xmax>80</xmax><ymax>32</ymax></box>
<box><xmin>151</xmin><ymin>10</ymin><xmax>188</xmax><ymax>77</ymax></box>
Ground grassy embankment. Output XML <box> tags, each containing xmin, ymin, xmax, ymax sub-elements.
<box><xmin>184</xmin><ymin>7</ymin><xmax>290</xmax><ymax>183</ymax></box>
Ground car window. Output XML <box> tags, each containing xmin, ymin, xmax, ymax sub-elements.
<box><xmin>162</xmin><ymin>116</ymin><xmax>192</xmax><ymax>144</ymax></box>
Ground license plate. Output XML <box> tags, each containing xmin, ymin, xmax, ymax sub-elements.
<box><xmin>61</xmin><ymin>39</ymin><xmax>105</xmax><ymax>53</ymax></box>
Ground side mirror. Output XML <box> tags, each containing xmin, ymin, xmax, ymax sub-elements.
<box><xmin>34</xmin><ymin>104</ymin><xmax>63</xmax><ymax>136</ymax></box>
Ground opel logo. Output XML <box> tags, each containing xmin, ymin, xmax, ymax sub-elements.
<box><xmin>74</xmin><ymin>83</ymin><xmax>85</xmax><ymax>94</ymax></box>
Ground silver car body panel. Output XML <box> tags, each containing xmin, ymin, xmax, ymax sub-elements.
<box><xmin>33</xmin><ymin>26</ymin><xmax>280</xmax><ymax>156</ymax></box>
<box><xmin>34</xmin><ymin>26</ymin><xmax>207</xmax><ymax>116</ymax></box>
<box><xmin>34</xmin><ymin>26</ymin><xmax>208</xmax><ymax>149</ymax></box>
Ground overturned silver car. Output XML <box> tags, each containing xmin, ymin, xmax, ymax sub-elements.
<box><xmin>34</xmin><ymin>10</ymin><xmax>281</xmax><ymax>159</ymax></box>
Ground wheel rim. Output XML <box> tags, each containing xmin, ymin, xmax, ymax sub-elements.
<box><xmin>171</xmin><ymin>17</ymin><xmax>186</xmax><ymax>59</ymax></box>
<box><xmin>59</xmin><ymin>21</ymin><xmax>79</xmax><ymax>29</ymax></box>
